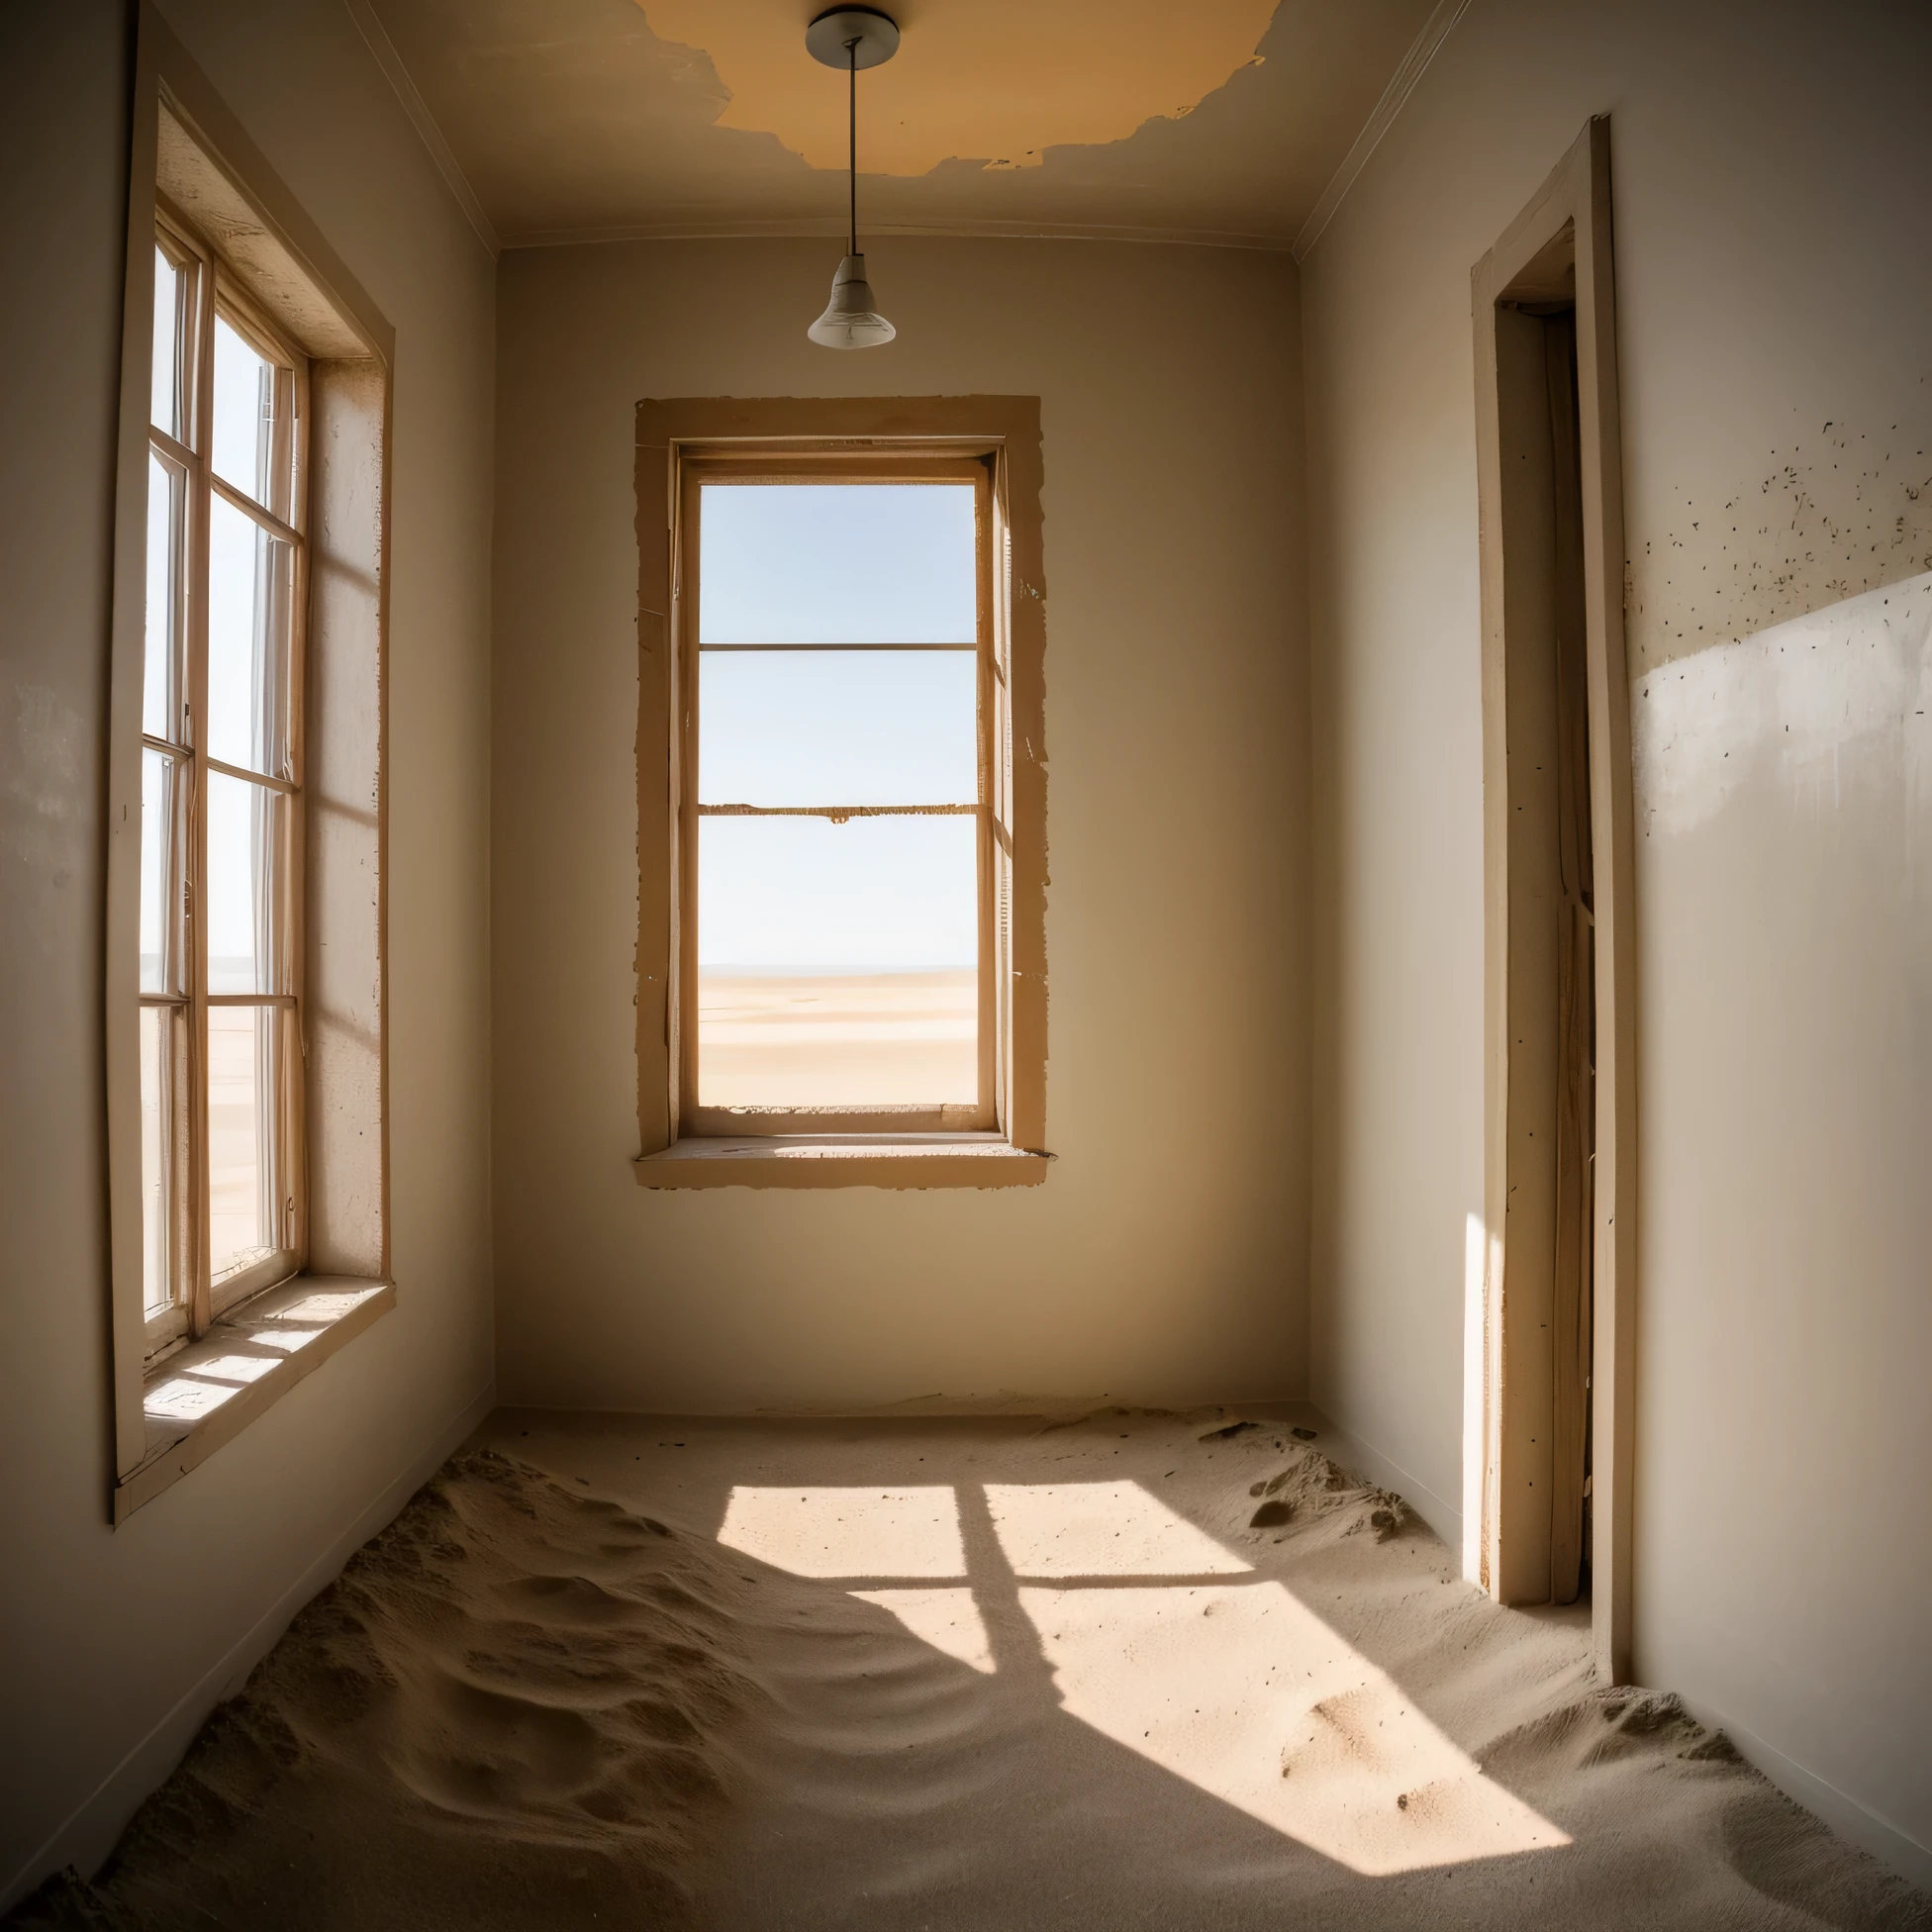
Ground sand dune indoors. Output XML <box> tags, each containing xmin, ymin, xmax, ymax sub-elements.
<box><xmin>15</xmin><ymin>1412</ymin><xmax>1924</xmax><ymax>1930</ymax></box>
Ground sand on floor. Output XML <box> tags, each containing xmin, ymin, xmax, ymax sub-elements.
<box><xmin>13</xmin><ymin>1409</ymin><xmax>1928</xmax><ymax>1931</ymax></box>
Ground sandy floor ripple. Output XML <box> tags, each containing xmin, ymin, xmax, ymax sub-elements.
<box><xmin>10</xmin><ymin>1409</ymin><xmax>1928</xmax><ymax>1930</ymax></box>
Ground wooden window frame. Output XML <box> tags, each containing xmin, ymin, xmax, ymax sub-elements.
<box><xmin>634</xmin><ymin>400</ymin><xmax>1049</xmax><ymax>1190</ymax></box>
<box><xmin>104</xmin><ymin>9</ymin><xmax>398</xmax><ymax>1520</ymax></box>
<box><xmin>143</xmin><ymin>205</ymin><xmax>312</xmax><ymax>1361</ymax></box>
<box><xmin>1472</xmin><ymin>118</ymin><xmax>1637</xmax><ymax>1682</ymax></box>
<box><xmin>677</xmin><ymin>451</ymin><xmax>997</xmax><ymax>1139</ymax></box>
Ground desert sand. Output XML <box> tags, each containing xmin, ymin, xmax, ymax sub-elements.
<box><xmin>12</xmin><ymin>1409</ymin><xmax>1927</xmax><ymax>1930</ymax></box>
<box><xmin>697</xmin><ymin>970</ymin><xmax>977</xmax><ymax>1108</ymax></box>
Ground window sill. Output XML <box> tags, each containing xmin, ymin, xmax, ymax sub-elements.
<box><xmin>114</xmin><ymin>1276</ymin><xmax>395</xmax><ymax>1523</ymax></box>
<box><xmin>632</xmin><ymin>1134</ymin><xmax>1051</xmax><ymax>1190</ymax></box>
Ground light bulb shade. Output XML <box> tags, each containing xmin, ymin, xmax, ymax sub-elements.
<box><xmin>808</xmin><ymin>253</ymin><xmax>896</xmax><ymax>349</ymax></box>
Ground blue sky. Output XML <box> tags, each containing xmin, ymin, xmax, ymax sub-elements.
<box><xmin>698</xmin><ymin>484</ymin><xmax>980</xmax><ymax>970</ymax></box>
<box><xmin>700</xmin><ymin>483</ymin><xmax>975</xmax><ymax>643</ymax></box>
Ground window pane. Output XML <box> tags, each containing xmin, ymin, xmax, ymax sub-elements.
<box><xmin>700</xmin><ymin>484</ymin><xmax>977</xmax><ymax>643</ymax></box>
<box><xmin>212</xmin><ymin>313</ymin><xmax>278</xmax><ymax>510</ymax></box>
<box><xmin>700</xmin><ymin>651</ymin><xmax>976</xmax><ymax>807</ymax></box>
<box><xmin>697</xmin><ymin>815</ymin><xmax>977</xmax><ymax>1107</ymax></box>
<box><xmin>150</xmin><ymin>244</ymin><xmax>181</xmax><ymax>439</ymax></box>
<box><xmin>140</xmin><ymin>747</ymin><xmax>183</xmax><ymax>995</ymax></box>
<box><xmin>140</xmin><ymin>1004</ymin><xmax>180</xmax><ymax>1319</ymax></box>
<box><xmin>208</xmin><ymin>493</ymin><xmax>293</xmax><ymax>777</ymax></box>
<box><xmin>144</xmin><ymin>451</ymin><xmax>184</xmax><ymax>740</ymax></box>
<box><xmin>206</xmin><ymin>770</ymin><xmax>286</xmax><ymax>995</ymax></box>
<box><xmin>207</xmin><ymin>1004</ymin><xmax>283</xmax><ymax>1286</ymax></box>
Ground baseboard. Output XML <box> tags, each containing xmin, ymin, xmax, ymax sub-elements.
<box><xmin>1</xmin><ymin>1379</ymin><xmax>496</xmax><ymax>1914</ymax></box>
<box><xmin>1675</xmin><ymin>1694</ymin><xmax>1932</xmax><ymax>1895</ymax></box>
<box><xmin>1299</xmin><ymin>1403</ymin><xmax>1462</xmax><ymax>1555</ymax></box>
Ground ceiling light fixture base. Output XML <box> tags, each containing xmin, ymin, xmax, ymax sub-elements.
<box><xmin>806</xmin><ymin>6</ymin><xmax>900</xmax><ymax>71</ymax></box>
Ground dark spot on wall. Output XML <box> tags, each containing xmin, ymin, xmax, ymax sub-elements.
<box><xmin>1627</xmin><ymin>392</ymin><xmax>1932</xmax><ymax>673</ymax></box>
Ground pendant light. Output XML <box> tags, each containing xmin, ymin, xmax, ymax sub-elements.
<box><xmin>806</xmin><ymin>7</ymin><xmax>900</xmax><ymax>349</ymax></box>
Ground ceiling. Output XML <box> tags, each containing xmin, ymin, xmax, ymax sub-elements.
<box><xmin>363</xmin><ymin>0</ymin><xmax>1444</xmax><ymax>251</ymax></box>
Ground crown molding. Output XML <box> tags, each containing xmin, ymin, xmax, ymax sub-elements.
<box><xmin>1292</xmin><ymin>0</ymin><xmax>1472</xmax><ymax>263</ymax></box>
<box><xmin>340</xmin><ymin>0</ymin><xmax>499</xmax><ymax>257</ymax></box>
<box><xmin>503</xmin><ymin>215</ymin><xmax>1296</xmax><ymax>253</ymax></box>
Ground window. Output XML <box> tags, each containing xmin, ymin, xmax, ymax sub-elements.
<box><xmin>634</xmin><ymin>402</ymin><xmax>1048</xmax><ymax>1187</ymax></box>
<box><xmin>142</xmin><ymin>217</ymin><xmax>308</xmax><ymax>1356</ymax></box>
<box><xmin>106</xmin><ymin>65</ymin><xmax>395</xmax><ymax>1518</ymax></box>
<box><xmin>685</xmin><ymin>468</ymin><xmax>994</xmax><ymax>1133</ymax></box>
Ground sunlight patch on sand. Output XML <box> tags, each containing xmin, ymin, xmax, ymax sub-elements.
<box><xmin>852</xmin><ymin>1588</ymin><xmax>998</xmax><ymax>1674</ymax></box>
<box><xmin>986</xmin><ymin>1480</ymin><xmax>1253</xmax><ymax>1578</ymax></box>
<box><xmin>720</xmin><ymin>1486</ymin><xmax>966</xmax><ymax>1578</ymax></box>
<box><xmin>723</xmin><ymin>1473</ymin><xmax>1566</xmax><ymax>1875</ymax></box>
<box><xmin>1023</xmin><ymin>1576</ymin><xmax>1570</xmax><ymax>1875</ymax></box>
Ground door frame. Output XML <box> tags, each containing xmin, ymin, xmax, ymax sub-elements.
<box><xmin>1472</xmin><ymin>117</ymin><xmax>1636</xmax><ymax>1683</ymax></box>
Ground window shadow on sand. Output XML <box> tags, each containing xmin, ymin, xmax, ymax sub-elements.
<box><xmin>485</xmin><ymin>1410</ymin><xmax>1925</xmax><ymax>1932</ymax></box>
<box><xmin>12</xmin><ymin>1410</ymin><xmax>1921</xmax><ymax>1932</ymax></box>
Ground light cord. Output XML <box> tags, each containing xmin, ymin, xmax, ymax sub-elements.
<box><xmin>847</xmin><ymin>39</ymin><xmax>858</xmax><ymax>256</ymax></box>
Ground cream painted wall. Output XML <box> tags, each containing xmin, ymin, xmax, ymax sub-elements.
<box><xmin>1301</xmin><ymin>0</ymin><xmax>1932</xmax><ymax>1880</ymax></box>
<box><xmin>0</xmin><ymin>1</ymin><xmax>496</xmax><ymax>1904</ymax></box>
<box><xmin>492</xmin><ymin>238</ymin><xmax>1308</xmax><ymax>1413</ymax></box>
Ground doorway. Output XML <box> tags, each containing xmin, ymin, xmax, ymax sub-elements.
<box><xmin>1472</xmin><ymin>119</ymin><xmax>1636</xmax><ymax>1682</ymax></box>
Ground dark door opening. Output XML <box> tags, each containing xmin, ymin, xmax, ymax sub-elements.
<box><xmin>1475</xmin><ymin>118</ymin><xmax>1633</xmax><ymax>1677</ymax></box>
<box><xmin>1494</xmin><ymin>238</ymin><xmax>1594</xmax><ymax>1607</ymax></box>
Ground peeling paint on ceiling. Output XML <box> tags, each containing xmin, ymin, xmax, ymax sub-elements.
<box><xmin>369</xmin><ymin>0</ymin><xmax>1439</xmax><ymax>247</ymax></box>
<box><xmin>637</xmin><ymin>0</ymin><xmax>1279</xmax><ymax>175</ymax></box>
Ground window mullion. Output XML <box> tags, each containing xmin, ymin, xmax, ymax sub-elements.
<box><xmin>203</xmin><ymin>752</ymin><xmax>297</xmax><ymax>795</ymax></box>
<box><xmin>695</xmin><ymin>802</ymin><xmax>979</xmax><ymax>819</ymax></box>
<box><xmin>186</xmin><ymin>249</ymin><xmax>216</xmax><ymax>1342</ymax></box>
<box><xmin>975</xmin><ymin>459</ymin><xmax>999</xmax><ymax>1129</ymax></box>
<box><xmin>284</xmin><ymin>356</ymin><xmax>310</xmax><ymax>1271</ymax></box>
<box><xmin>149</xmin><ymin>423</ymin><xmax>195</xmax><ymax>470</ymax></box>
<box><xmin>209</xmin><ymin>470</ymin><xmax>302</xmax><ymax>548</ymax></box>
<box><xmin>695</xmin><ymin>640</ymin><xmax>976</xmax><ymax>653</ymax></box>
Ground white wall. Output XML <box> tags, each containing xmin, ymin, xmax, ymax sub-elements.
<box><xmin>492</xmin><ymin>238</ymin><xmax>1309</xmax><ymax>1413</ymax></box>
<box><xmin>1302</xmin><ymin>0</ymin><xmax>1932</xmax><ymax>1879</ymax></box>
<box><xmin>0</xmin><ymin>1</ymin><xmax>496</xmax><ymax>1903</ymax></box>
